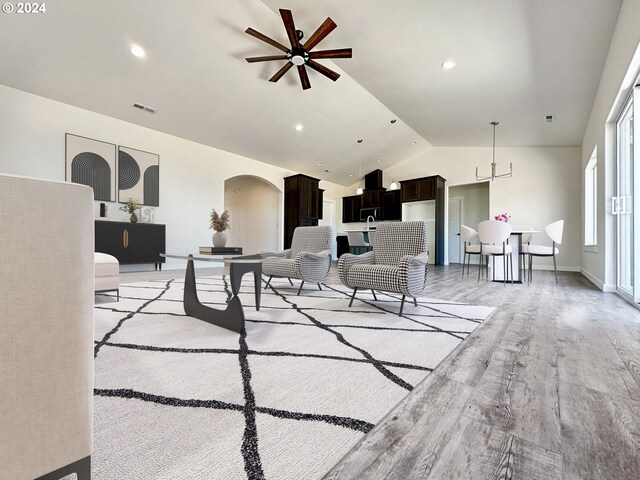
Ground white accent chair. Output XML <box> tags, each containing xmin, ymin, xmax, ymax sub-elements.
<box><xmin>0</xmin><ymin>174</ymin><xmax>93</xmax><ymax>480</ymax></box>
<box><xmin>478</xmin><ymin>220</ymin><xmax>513</xmax><ymax>284</ymax></box>
<box><xmin>95</xmin><ymin>252</ymin><xmax>119</xmax><ymax>300</ymax></box>
<box><xmin>460</xmin><ymin>225</ymin><xmax>481</xmax><ymax>278</ymax></box>
<box><xmin>527</xmin><ymin>220</ymin><xmax>564</xmax><ymax>284</ymax></box>
<box><xmin>346</xmin><ymin>231</ymin><xmax>370</xmax><ymax>254</ymax></box>
<box><xmin>338</xmin><ymin>221</ymin><xmax>429</xmax><ymax>316</ymax></box>
<box><xmin>261</xmin><ymin>226</ymin><xmax>332</xmax><ymax>295</ymax></box>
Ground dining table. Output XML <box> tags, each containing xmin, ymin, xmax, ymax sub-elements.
<box><xmin>489</xmin><ymin>229</ymin><xmax>540</xmax><ymax>283</ymax></box>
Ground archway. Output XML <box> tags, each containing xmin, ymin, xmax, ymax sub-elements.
<box><xmin>224</xmin><ymin>175</ymin><xmax>281</xmax><ymax>255</ymax></box>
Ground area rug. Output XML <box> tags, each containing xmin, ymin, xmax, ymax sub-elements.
<box><xmin>92</xmin><ymin>275</ymin><xmax>495</xmax><ymax>480</ymax></box>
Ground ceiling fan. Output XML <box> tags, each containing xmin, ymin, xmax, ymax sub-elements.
<box><xmin>245</xmin><ymin>8</ymin><xmax>352</xmax><ymax>90</ymax></box>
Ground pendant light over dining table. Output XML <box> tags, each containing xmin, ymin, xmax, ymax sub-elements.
<box><xmin>476</xmin><ymin>121</ymin><xmax>513</xmax><ymax>181</ymax></box>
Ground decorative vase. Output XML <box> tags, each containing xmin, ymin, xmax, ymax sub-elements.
<box><xmin>130</xmin><ymin>213</ymin><xmax>138</xmax><ymax>223</ymax></box>
<box><xmin>212</xmin><ymin>231</ymin><xmax>227</xmax><ymax>248</ymax></box>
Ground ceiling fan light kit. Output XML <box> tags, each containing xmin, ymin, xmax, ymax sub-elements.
<box><xmin>245</xmin><ymin>9</ymin><xmax>352</xmax><ymax>90</ymax></box>
<box><xmin>476</xmin><ymin>121</ymin><xmax>513</xmax><ymax>181</ymax></box>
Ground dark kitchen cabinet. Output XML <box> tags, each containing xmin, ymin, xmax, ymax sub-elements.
<box><xmin>400</xmin><ymin>176</ymin><xmax>443</xmax><ymax>202</ymax></box>
<box><xmin>400</xmin><ymin>175</ymin><xmax>446</xmax><ymax>265</ymax></box>
<box><xmin>362</xmin><ymin>189</ymin><xmax>384</xmax><ymax>208</ymax></box>
<box><xmin>95</xmin><ymin>220</ymin><xmax>166</xmax><ymax>269</ymax></box>
<box><xmin>342</xmin><ymin>195</ymin><xmax>362</xmax><ymax>223</ymax></box>
<box><xmin>381</xmin><ymin>189</ymin><xmax>402</xmax><ymax>221</ymax></box>
<box><xmin>284</xmin><ymin>174</ymin><xmax>320</xmax><ymax>249</ymax></box>
<box><xmin>318</xmin><ymin>189</ymin><xmax>325</xmax><ymax>219</ymax></box>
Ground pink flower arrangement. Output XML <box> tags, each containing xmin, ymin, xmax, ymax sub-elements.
<box><xmin>495</xmin><ymin>212</ymin><xmax>510</xmax><ymax>222</ymax></box>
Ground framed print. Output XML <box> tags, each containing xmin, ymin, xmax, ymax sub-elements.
<box><xmin>65</xmin><ymin>133</ymin><xmax>117</xmax><ymax>201</ymax></box>
<box><xmin>118</xmin><ymin>146</ymin><xmax>160</xmax><ymax>206</ymax></box>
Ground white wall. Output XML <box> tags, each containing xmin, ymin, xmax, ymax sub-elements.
<box><xmin>224</xmin><ymin>176</ymin><xmax>280</xmax><ymax>255</ymax></box>
<box><xmin>381</xmin><ymin>146</ymin><xmax>582</xmax><ymax>270</ymax></box>
<box><xmin>581</xmin><ymin>0</ymin><xmax>640</xmax><ymax>290</ymax></box>
<box><xmin>450</xmin><ymin>182</ymin><xmax>491</xmax><ymax>228</ymax></box>
<box><xmin>0</xmin><ymin>84</ymin><xmax>348</xmax><ymax>269</ymax></box>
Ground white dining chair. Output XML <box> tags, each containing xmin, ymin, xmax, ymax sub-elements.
<box><xmin>527</xmin><ymin>220</ymin><xmax>564</xmax><ymax>284</ymax></box>
<box><xmin>478</xmin><ymin>220</ymin><xmax>513</xmax><ymax>285</ymax></box>
<box><xmin>512</xmin><ymin>224</ymin><xmax>533</xmax><ymax>281</ymax></box>
<box><xmin>460</xmin><ymin>225</ymin><xmax>481</xmax><ymax>278</ymax></box>
<box><xmin>347</xmin><ymin>231</ymin><xmax>370</xmax><ymax>254</ymax></box>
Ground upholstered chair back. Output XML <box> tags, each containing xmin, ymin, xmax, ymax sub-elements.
<box><xmin>0</xmin><ymin>174</ymin><xmax>94</xmax><ymax>479</ymax></box>
<box><xmin>460</xmin><ymin>225</ymin><xmax>479</xmax><ymax>244</ymax></box>
<box><xmin>373</xmin><ymin>221</ymin><xmax>428</xmax><ymax>265</ymax></box>
<box><xmin>290</xmin><ymin>225</ymin><xmax>332</xmax><ymax>257</ymax></box>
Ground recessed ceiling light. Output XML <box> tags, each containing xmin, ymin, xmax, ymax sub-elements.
<box><xmin>317</xmin><ymin>162</ymin><xmax>323</xmax><ymax>166</ymax></box>
<box><xmin>130</xmin><ymin>45</ymin><xmax>146</xmax><ymax>58</ymax></box>
<box><xmin>295</xmin><ymin>124</ymin><xmax>303</xmax><ymax>131</ymax></box>
<box><xmin>376</xmin><ymin>159</ymin><xmax>382</xmax><ymax>163</ymax></box>
<box><xmin>349</xmin><ymin>174</ymin><xmax>353</xmax><ymax>177</ymax></box>
<box><xmin>441</xmin><ymin>60</ymin><xmax>456</xmax><ymax>70</ymax></box>
<box><xmin>410</xmin><ymin>141</ymin><xmax>417</xmax><ymax>146</ymax></box>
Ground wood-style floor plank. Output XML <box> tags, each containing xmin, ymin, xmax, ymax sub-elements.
<box><xmin>557</xmin><ymin>313</ymin><xmax>640</xmax><ymax>401</ymax></box>
<box><xmin>325</xmin><ymin>266</ymin><xmax>640</xmax><ymax>480</ymax></box>
<box><xmin>324</xmin><ymin>373</ymin><xmax>474</xmax><ymax>480</ymax></box>
<box><xmin>423</xmin><ymin>416</ymin><xmax>562</xmax><ymax>480</ymax></box>
<box><xmin>559</xmin><ymin>380</ymin><xmax>640</xmax><ymax>480</ymax></box>
<box><xmin>464</xmin><ymin>346</ymin><xmax>562</xmax><ymax>451</ymax></box>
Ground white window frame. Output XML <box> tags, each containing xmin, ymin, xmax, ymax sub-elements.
<box><xmin>584</xmin><ymin>147</ymin><xmax>598</xmax><ymax>250</ymax></box>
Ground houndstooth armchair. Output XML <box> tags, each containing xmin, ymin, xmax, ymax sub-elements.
<box><xmin>338</xmin><ymin>221</ymin><xmax>429</xmax><ymax>315</ymax></box>
<box><xmin>261</xmin><ymin>226</ymin><xmax>332</xmax><ymax>295</ymax></box>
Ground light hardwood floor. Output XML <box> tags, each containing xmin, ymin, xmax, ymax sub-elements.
<box><xmin>324</xmin><ymin>265</ymin><xmax>640</xmax><ymax>480</ymax></box>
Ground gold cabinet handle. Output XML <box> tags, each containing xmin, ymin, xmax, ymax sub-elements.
<box><xmin>123</xmin><ymin>229</ymin><xmax>129</xmax><ymax>248</ymax></box>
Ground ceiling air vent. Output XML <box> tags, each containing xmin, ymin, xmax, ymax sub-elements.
<box><xmin>132</xmin><ymin>103</ymin><xmax>157</xmax><ymax>114</ymax></box>
<box><xmin>545</xmin><ymin>114</ymin><xmax>555</xmax><ymax>123</ymax></box>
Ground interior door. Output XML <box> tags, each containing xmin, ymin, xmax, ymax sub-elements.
<box><xmin>448</xmin><ymin>196</ymin><xmax>462</xmax><ymax>264</ymax></box>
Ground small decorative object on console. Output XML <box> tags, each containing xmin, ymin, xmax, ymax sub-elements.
<box><xmin>210</xmin><ymin>208</ymin><xmax>230</xmax><ymax>247</ymax></box>
<box><xmin>494</xmin><ymin>212</ymin><xmax>510</xmax><ymax>222</ymax></box>
<box><xmin>120</xmin><ymin>197</ymin><xmax>140</xmax><ymax>223</ymax></box>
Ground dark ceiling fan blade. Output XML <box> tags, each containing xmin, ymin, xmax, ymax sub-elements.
<box><xmin>279</xmin><ymin>9</ymin><xmax>300</xmax><ymax>49</ymax></box>
<box><xmin>298</xmin><ymin>66</ymin><xmax>311</xmax><ymax>90</ymax></box>
<box><xmin>306</xmin><ymin>60</ymin><xmax>340</xmax><ymax>81</ymax></box>
<box><xmin>303</xmin><ymin>17</ymin><xmax>337</xmax><ymax>51</ymax></box>
<box><xmin>245</xmin><ymin>55</ymin><xmax>289</xmax><ymax>63</ymax></box>
<box><xmin>309</xmin><ymin>48</ymin><xmax>352</xmax><ymax>59</ymax></box>
<box><xmin>245</xmin><ymin>27</ymin><xmax>289</xmax><ymax>53</ymax></box>
<box><xmin>269</xmin><ymin>62</ymin><xmax>294</xmax><ymax>82</ymax></box>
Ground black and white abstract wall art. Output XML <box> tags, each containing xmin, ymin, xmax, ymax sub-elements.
<box><xmin>65</xmin><ymin>134</ymin><xmax>117</xmax><ymax>201</ymax></box>
<box><xmin>118</xmin><ymin>146</ymin><xmax>160</xmax><ymax>206</ymax></box>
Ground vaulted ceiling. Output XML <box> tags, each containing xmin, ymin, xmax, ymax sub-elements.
<box><xmin>0</xmin><ymin>0</ymin><xmax>622</xmax><ymax>185</ymax></box>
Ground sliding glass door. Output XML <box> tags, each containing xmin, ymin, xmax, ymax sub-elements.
<box><xmin>615</xmin><ymin>88</ymin><xmax>640</xmax><ymax>301</ymax></box>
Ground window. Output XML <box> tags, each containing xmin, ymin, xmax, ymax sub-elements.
<box><xmin>585</xmin><ymin>147</ymin><xmax>597</xmax><ymax>246</ymax></box>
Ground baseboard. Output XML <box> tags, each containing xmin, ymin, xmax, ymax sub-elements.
<box><xmin>580</xmin><ymin>268</ymin><xmax>616</xmax><ymax>292</ymax></box>
<box><xmin>530</xmin><ymin>265</ymin><xmax>580</xmax><ymax>272</ymax></box>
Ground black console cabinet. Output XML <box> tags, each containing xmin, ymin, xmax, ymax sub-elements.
<box><xmin>95</xmin><ymin>220</ymin><xmax>166</xmax><ymax>269</ymax></box>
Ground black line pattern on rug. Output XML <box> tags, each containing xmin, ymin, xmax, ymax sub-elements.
<box><xmin>93</xmin><ymin>388</ymin><xmax>374</xmax><ymax>433</ymax></box>
<box><xmin>267</xmin><ymin>284</ymin><xmax>414</xmax><ymax>392</ymax></box>
<box><xmin>231</xmin><ymin>273</ymin><xmax>266</xmax><ymax>480</ymax></box>
<box><xmin>100</xmin><ymin>341</ymin><xmax>433</xmax><ymax>372</ymax></box>
<box><xmin>94</xmin><ymin>279</ymin><xmax>173</xmax><ymax>358</ymax></box>
<box><xmin>322</xmin><ymin>284</ymin><xmax>469</xmax><ymax>339</ymax></box>
<box><xmin>94</xmin><ymin>275</ymin><xmax>490</xmax><ymax>479</ymax></box>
